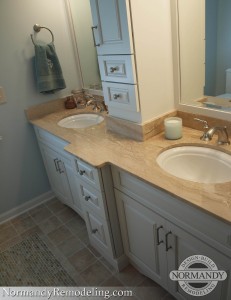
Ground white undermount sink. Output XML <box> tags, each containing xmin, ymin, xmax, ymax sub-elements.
<box><xmin>156</xmin><ymin>146</ymin><xmax>231</xmax><ymax>184</ymax></box>
<box><xmin>58</xmin><ymin>113</ymin><xmax>104</xmax><ymax>129</ymax></box>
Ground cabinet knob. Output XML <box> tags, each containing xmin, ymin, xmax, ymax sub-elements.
<box><xmin>113</xmin><ymin>94</ymin><xmax>120</xmax><ymax>100</ymax></box>
<box><xmin>110</xmin><ymin>66</ymin><xmax>118</xmax><ymax>73</ymax></box>
<box><xmin>85</xmin><ymin>196</ymin><xmax>91</xmax><ymax>201</ymax></box>
<box><xmin>92</xmin><ymin>228</ymin><xmax>98</xmax><ymax>234</ymax></box>
<box><xmin>79</xmin><ymin>170</ymin><xmax>85</xmax><ymax>176</ymax></box>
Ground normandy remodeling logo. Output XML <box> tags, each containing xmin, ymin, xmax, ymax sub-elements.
<box><xmin>169</xmin><ymin>255</ymin><xmax>227</xmax><ymax>297</ymax></box>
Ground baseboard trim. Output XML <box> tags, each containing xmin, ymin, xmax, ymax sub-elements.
<box><xmin>0</xmin><ymin>190</ymin><xmax>55</xmax><ymax>224</ymax></box>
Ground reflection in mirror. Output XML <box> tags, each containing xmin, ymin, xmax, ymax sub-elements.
<box><xmin>66</xmin><ymin>0</ymin><xmax>101</xmax><ymax>90</ymax></box>
<box><xmin>176</xmin><ymin>0</ymin><xmax>231</xmax><ymax>112</ymax></box>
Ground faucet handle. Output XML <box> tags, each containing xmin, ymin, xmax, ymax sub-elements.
<box><xmin>217</xmin><ymin>126</ymin><xmax>230</xmax><ymax>145</ymax></box>
<box><xmin>194</xmin><ymin>118</ymin><xmax>210</xmax><ymax>141</ymax></box>
<box><xmin>83</xmin><ymin>91</ymin><xmax>95</xmax><ymax>100</ymax></box>
<box><xmin>194</xmin><ymin>118</ymin><xmax>209</xmax><ymax>129</ymax></box>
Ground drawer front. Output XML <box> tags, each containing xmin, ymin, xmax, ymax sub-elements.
<box><xmin>34</xmin><ymin>127</ymin><xmax>68</xmax><ymax>150</ymax></box>
<box><xmin>112</xmin><ymin>167</ymin><xmax>231</xmax><ymax>256</ymax></box>
<box><xmin>102</xmin><ymin>82</ymin><xmax>140</xmax><ymax>112</ymax></box>
<box><xmin>85</xmin><ymin>209</ymin><xmax>113</xmax><ymax>256</ymax></box>
<box><xmin>78</xmin><ymin>179</ymin><xmax>106</xmax><ymax>218</ymax></box>
<box><xmin>73</xmin><ymin>158</ymin><xmax>103</xmax><ymax>191</ymax></box>
<box><xmin>98</xmin><ymin>55</ymin><xmax>137</xmax><ymax>84</ymax></box>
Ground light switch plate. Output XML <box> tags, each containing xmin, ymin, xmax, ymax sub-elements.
<box><xmin>0</xmin><ymin>87</ymin><xmax>6</xmax><ymax>104</ymax></box>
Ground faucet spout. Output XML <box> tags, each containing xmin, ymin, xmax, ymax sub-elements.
<box><xmin>206</xmin><ymin>126</ymin><xmax>230</xmax><ymax>145</ymax></box>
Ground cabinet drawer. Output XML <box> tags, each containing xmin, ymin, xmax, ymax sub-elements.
<box><xmin>85</xmin><ymin>209</ymin><xmax>114</xmax><ymax>256</ymax></box>
<box><xmin>98</xmin><ymin>55</ymin><xmax>137</xmax><ymax>84</ymax></box>
<box><xmin>102</xmin><ymin>82</ymin><xmax>140</xmax><ymax>112</ymax></box>
<box><xmin>73</xmin><ymin>158</ymin><xmax>103</xmax><ymax>191</ymax></box>
<box><xmin>34</xmin><ymin>127</ymin><xmax>68</xmax><ymax>151</ymax></box>
<box><xmin>77</xmin><ymin>179</ymin><xmax>106</xmax><ymax>218</ymax></box>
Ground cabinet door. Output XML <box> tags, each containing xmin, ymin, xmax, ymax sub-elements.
<box><xmin>90</xmin><ymin>0</ymin><xmax>133</xmax><ymax>55</ymax></box>
<box><xmin>167</xmin><ymin>222</ymin><xmax>231</xmax><ymax>300</ymax></box>
<box><xmin>40</xmin><ymin>144</ymin><xmax>73</xmax><ymax>207</ymax></box>
<box><xmin>65</xmin><ymin>168</ymin><xmax>83</xmax><ymax>217</ymax></box>
<box><xmin>115</xmin><ymin>190</ymin><xmax>167</xmax><ymax>287</ymax></box>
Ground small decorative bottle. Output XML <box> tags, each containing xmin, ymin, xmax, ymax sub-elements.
<box><xmin>64</xmin><ymin>96</ymin><xmax>76</xmax><ymax>109</ymax></box>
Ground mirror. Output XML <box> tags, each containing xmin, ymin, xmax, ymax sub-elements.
<box><xmin>65</xmin><ymin>0</ymin><xmax>101</xmax><ymax>90</ymax></box>
<box><xmin>175</xmin><ymin>0</ymin><xmax>231</xmax><ymax>113</ymax></box>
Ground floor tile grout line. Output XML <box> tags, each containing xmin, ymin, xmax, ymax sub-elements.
<box><xmin>0</xmin><ymin>199</ymin><xmax>174</xmax><ymax>298</ymax></box>
<box><xmin>99</xmin><ymin>273</ymin><xmax>125</xmax><ymax>287</ymax></box>
<box><xmin>77</xmin><ymin>257</ymin><xmax>112</xmax><ymax>280</ymax></box>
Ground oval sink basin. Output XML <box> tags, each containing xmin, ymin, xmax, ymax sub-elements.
<box><xmin>58</xmin><ymin>114</ymin><xmax>104</xmax><ymax>129</ymax></box>
<box><xmin>157</xmin><ymin>146</ymin><xmax>231</xmax><ymax>183</ymax></box>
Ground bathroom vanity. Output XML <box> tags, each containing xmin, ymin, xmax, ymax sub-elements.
<box><xmin>24</xmin><ymin>1</ymin><xmax>231</xmax><ymax>298</ymax></box>
<box><xmin>27</xmin><ymin>103</ymin><xmax>231</xmax><ymax>300</ymax></box>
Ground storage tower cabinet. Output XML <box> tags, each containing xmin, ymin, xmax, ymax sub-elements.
<box><xmin>90</xmin><ymin>0</ymin><xmax>174</xmax><ymax>123</ymax></box>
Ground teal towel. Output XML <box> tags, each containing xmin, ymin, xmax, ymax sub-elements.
<box><xmin>34</xmin><ymin>43</ymin><xmax>66</xmax><ymax>94</ymax></box>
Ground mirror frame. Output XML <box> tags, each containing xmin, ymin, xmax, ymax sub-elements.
<box><xmin>170</xmin><ymin>0</ymin><xmax>231</xmax><ymax>121</ymax></box>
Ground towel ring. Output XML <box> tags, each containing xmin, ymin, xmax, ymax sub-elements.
<box><xmin>30</xmin><ymin>24</ymin><xmax>54</xmax><ymax>45</ymax></box>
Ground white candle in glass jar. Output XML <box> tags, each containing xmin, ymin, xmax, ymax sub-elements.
<box><xmin>164</xmin><ymin>117</ymin><xmax>182</xmax><ymax>140</ymax></box>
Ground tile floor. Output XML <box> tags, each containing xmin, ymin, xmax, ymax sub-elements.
<box><xmin>0</xmin><ymin>198</ymin><xmax>176</xmax><ymax>300</ymax></box>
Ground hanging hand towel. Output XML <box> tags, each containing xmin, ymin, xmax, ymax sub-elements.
<box><xmin>34</xmin><ymin>42</ymin><xmax>66</xmax><ymax>94</ymax></box>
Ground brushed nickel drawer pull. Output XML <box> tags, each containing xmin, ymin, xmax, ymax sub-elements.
<box><xmin>57</xmin><ymin>160</ymin><xmax>64</xmax><ymax>174</ymax></box>
<box><xmin>165</xmin><ymin>231</ymin><xmax>172</xmax><ymax>251</ymax></box>
<box><xmin>157</xmin><ymin>225</ymin><xmax>164</xmax><ymax>246</ymax></box>
<box><xmin>54</xmin><ymin>158</ymin><xmax>59</xmax><ymax>172</ymax></box>
<box><xmin>91</xmin><ymin>26</ymin><xmax>100</xmax><ymax>47</ymax></box>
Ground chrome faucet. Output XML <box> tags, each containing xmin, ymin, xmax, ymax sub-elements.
<box><xmin>72</xmin><ymin>89</ymin><xmax>87</xmax><ymax>108</ymax></box>
<box><xmin>205</xmin><ymin>126</ymin><xmax>230</xmax><ymax>145</ymax></box>
<box><xmin>194</xmin><ymin>118</ymin><xmax>230</xmax><ymax>145</ymax></box>
<box><xmin>84</xmin><ymin>92</ymin><xmax>107</xmax><ymax>113</ymax></box>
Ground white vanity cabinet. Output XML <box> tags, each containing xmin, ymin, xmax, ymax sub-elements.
<box><xmin>34</xmin><ymin>127</ymin><xmax>83</xmax><ymax>216</ymax></box>
<box><xmin>90</xmin><ymin>0</ymin><xmax>174</xmax><ymax>123</ymax></box>
<box><xmin>112</xmin><ymin>167</ymin><xmax>231</xmax><ymax>300</ymax></box>
<box><xmin>72</xmin><ymin>159</ymin><xmax>126</xmax><ymax>269</ymax></box>
<box><xmin>34</xmin><ymin>127</ymin><xmax>126</xmax><ymax>270</ymax></box>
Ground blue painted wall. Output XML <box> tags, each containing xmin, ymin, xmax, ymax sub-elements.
<box><xmin>0</xmin><ymin>0</ymin><xmax>82</xmax><ymax>215</ymax></box>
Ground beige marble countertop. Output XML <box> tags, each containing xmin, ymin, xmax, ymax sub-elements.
<box><xmin>27</xmin><ymin>106</ymin><xmax>231</xmax><ymax>224</ymax></box>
